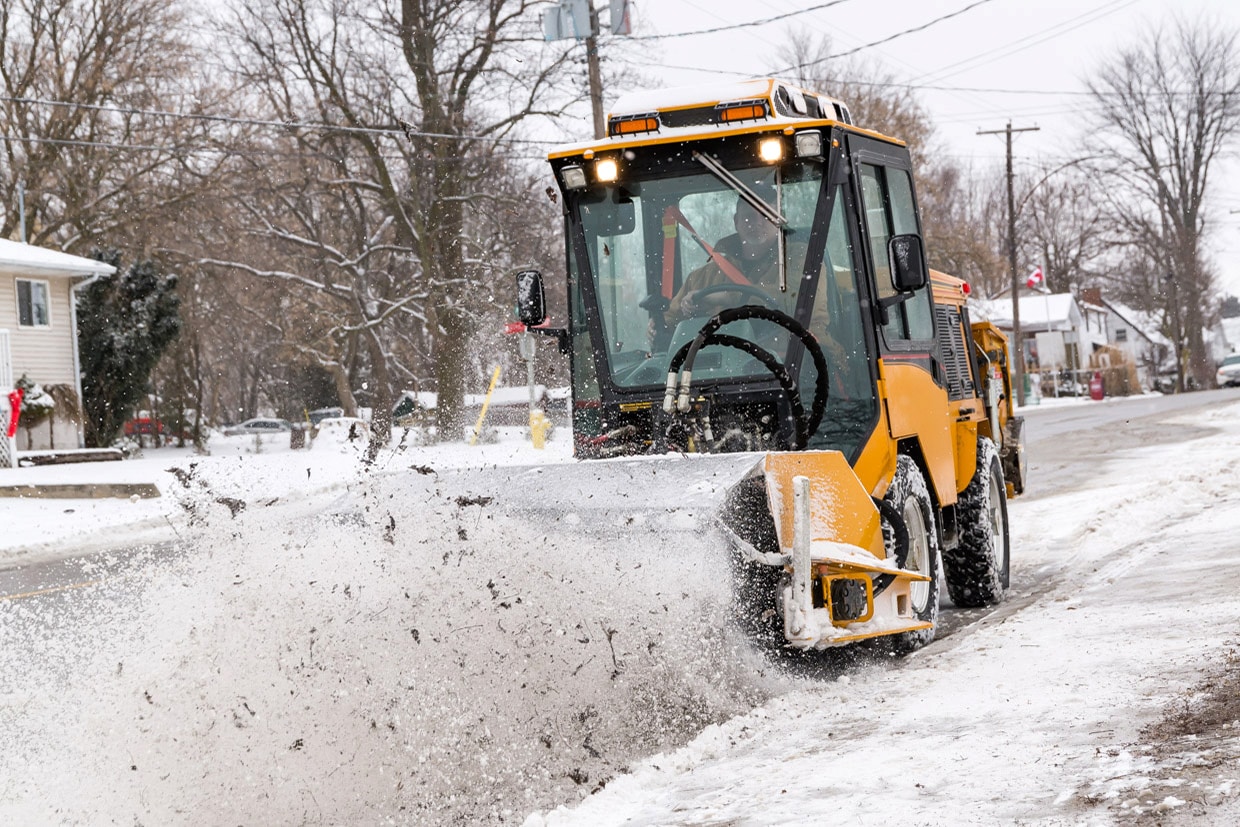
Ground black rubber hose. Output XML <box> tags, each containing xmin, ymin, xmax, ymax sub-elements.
<box><xmin>669</xmin><ymin>332</ymin><xmax>807</xmax><ymax>449</ymax></box>
<box><xmin>870</xmin><ymin>496</ymin><xmax>909</xmax><ymax>595</ymax></box>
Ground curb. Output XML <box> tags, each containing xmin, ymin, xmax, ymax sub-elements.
<box><xmin>0</xmin><ymin>483</ymin><xmax>162</xmax><ymax>500</ymax></box>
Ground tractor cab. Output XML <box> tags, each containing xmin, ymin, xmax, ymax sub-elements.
<box><xmin>521</xmin><ymin>78</ymin><xmax>931</xmax><ymax>461</ymax></box>
<box><xmin>515</xmin><ymin>78</ymin><xmax>1024</xmax><ymax>653</ymax></box>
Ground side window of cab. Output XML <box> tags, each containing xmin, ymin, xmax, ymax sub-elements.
<box><xmin>859</xmin><ymin>163</ymin><xmax>933</xmax><ymax>344</ymax></box>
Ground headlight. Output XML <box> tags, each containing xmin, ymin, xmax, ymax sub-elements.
<box><xmin>758</xmin><ymin>137</ymin><xmax>784</xmax><ymax>163</ymax></box>
<box><xmin>794</xmin><ymin>130</ymin><xmax>823</xmax><ymax>158</ymax></box>
<box><xmin>595</xmin><ymin>157</ymin><xmax>619</xmax><ymax>182</ymax></box>
<box><xmin>561</xmin><ymin>165</ymin><xmax>587</xmax><ymax>190</ymax></box>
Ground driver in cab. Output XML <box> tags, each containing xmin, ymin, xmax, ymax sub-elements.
<box><xmin>667</xmin><ymin>192</ymin><xmax>791</xmax><ymax>320</ymax></box>
<box><xmin>661</xmin><ymin>185</ymin><xmax>851</xmax><ymax>389</ymax></box>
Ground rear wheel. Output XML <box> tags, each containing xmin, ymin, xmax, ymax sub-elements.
<box><xmin>883</xmin><ymin>455</ymin><xmax>940</xmax><ymax>654</ymax></box>
<box><xmin>944</xmin><ymin>437</ymin><xmax>1009</xmax><ymax>607</ymax></box>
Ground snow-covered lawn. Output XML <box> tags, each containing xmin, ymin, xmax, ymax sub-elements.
<box><xmin>0</xmin><ymin>425</ymin><xmax>575</xmax><ymax>566</ymax></box>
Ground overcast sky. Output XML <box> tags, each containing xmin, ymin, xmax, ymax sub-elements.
<box><xmin>561</xmin><ymin>0</ymin><xmax>1240</xmax><ymax>297</ymax></box>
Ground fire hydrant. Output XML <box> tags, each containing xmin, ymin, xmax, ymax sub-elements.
<box><xmin>529</xmin><ymin>410</ymin><xmax>552</xmax><ymax>449</ymax></box>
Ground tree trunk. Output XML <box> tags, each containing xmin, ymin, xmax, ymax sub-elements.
<box><xmin>327</xmin><ymin>363</ymin><xmax>360</xmax><ymax>418</ymax></box>
<box><xmin>432</xmin><ymin>305</ymin><xmax>472</xmax><ymax>442</ymax></box>
<box><xmin>363</xmin><ymin>331</ymin><xmax>394</xmax><ymax>459</ymax></box>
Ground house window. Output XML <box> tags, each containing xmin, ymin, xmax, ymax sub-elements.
<box><xmin>1115</xmin><ymin>328</ymin><xmax>1128</xmax><ymax>342</ymax></box>
<box><xmin>16</xmin><ymin>279</ymin><xmax>51</xmax><ymax>327</ymax></box>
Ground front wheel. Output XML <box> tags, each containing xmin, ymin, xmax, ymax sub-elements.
<box><xmin>883</xmin><ymin>455</ymin><xmax>941</xmax><ymax>654</ymax></box>
<box><xmin>943</xmin><ymin>437</ymin><xmax>1009</xmax><ymax>608</ymax></box>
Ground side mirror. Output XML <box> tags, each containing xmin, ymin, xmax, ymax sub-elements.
<box><xmin>515</xmin><ymin>268</ymin><xmax>547</xmax><ymax>326</ymax></box>
<box><xmin>888</xmin><ymin>234</ymin><xmax>928</xmax><ymax>292</ymax></box>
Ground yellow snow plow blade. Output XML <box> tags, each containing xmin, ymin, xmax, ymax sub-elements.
<box><xmin>760</xmin><ymin>452</ymin><xmax>932</xmax><ymax>649</ymax></box>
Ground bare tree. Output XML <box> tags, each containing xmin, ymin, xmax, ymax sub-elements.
<box><xmin>0</xmin><ymin>0</ymin><xmax>231</xmax><ymax>252</ymax></box>
<box><xmin>1087</xmin><ymin>15</ymin><xmax>1240</xmax><ymax>389</ymax></box>
<box><xmin>1016</xmin><ymin>163</ymin><xmax>1109</xmax><ymax>295</ymax></box>
<box><xmin>777</xmin><ymin>33</ymin><xmax>1005</xmax><ymax>292</ymax></box>
<box><xmin>213</xmin><ymin>0</ymin><xmax>572</xmax><ymax>446</ymax></box>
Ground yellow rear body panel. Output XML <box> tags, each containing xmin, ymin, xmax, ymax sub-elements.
<box><xmin>878</xmin><ymin>360</ymin><xmax>957</xmax><ymax>507</ymax></box>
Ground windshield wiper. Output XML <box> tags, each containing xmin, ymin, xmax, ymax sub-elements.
<box><xmin>692</xmin><ymin>151</ymin><xmax>788</xmax><ymax>227</ymax></box>
<box><xmin>692</xmin><ymin>151</ymin><xmax>790</xmax><ymax>292</ymax></box>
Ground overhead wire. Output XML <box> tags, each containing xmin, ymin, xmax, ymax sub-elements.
<box><xmin>0</xmin><ymin>133</ymin><xmax>551</xmax><ymax>163</ymax></box>
<box><xmin>626</xmin><ymin>0</ymin><xmax>853</xmax><ymax>41</ymax></box>
<box><xmin>912</xmin><ymin>0</ymin><xmax>1138</xmax><ymax>85</ymax></box>
<box><xmin>771</xmin><ymin>0</ymin><xmax>1000</xmax><ymax>75</ymax></box>
<box><xmin>0</xmin><ymin>94</ymin><xmax>549</xmax><ymax>145</ymax></box>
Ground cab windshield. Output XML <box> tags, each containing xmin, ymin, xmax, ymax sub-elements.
<box><xmin>570</xmin><ymin>157</ymin><xmax>875</xmax><ymax>432</ymax></box>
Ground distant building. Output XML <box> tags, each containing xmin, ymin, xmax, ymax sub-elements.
<box><xmin>970</xmin><ymin>292</ymin><xmax>1101</xmax><ymax>375</ymax></box>
<box><xmin>1</xmin><ymin>239</ymin><xmax>115</xmax><ymax>458</ymax></box>
<box><xmin>1079</xmin><ymin>288</ymin><xmax>1171</xmax><ymax>391</ymax></box>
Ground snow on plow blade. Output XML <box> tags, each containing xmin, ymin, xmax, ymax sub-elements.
<box><xmin>450</xmin><ymin>450</ymin><xmax>930</xmax><ymax>652</ymax></box>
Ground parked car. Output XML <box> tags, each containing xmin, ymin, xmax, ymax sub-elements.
<box><xmin>123</xmin><ymin>417</ymin><xmax>165</xmax><ymax>437</ymax></box>
<box><xmin>223</xmin><ymin>417</ymin><xmax>293</xmax><ymax>436</ymax></box>
<box><xmin>1217</xmin><ymin>354</ymin><xmax>1240</xmax><ymax>388</ymax></box>
<box><xmin>308</xmin><ymin>406</ymin><xmax>345</xmax><ymax>426</ymax></box>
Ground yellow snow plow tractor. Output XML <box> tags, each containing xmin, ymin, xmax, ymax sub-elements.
<box><xmin>516</xmin><ymin>78</ymin><xmax>1025</xmax><ymax>652</ymax></box>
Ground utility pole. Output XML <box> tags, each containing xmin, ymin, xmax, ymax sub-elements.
<box><xmin>544</xmin><ymin>0</ymin><xmax>631</xmax><ymax>141</ymax></box>
<box><xmin>1164</xmin><ymin>270</ymin><xmax>1185</xmax><ymax>393</ymax></box>
<box><xmin>585</xmin><ymin>3</ymin><xmax>605</xmax><ymax>139</ymax></box>
<box><xmin>978</xmin><ymin>121</ymin><xmax>1039</xmax><ymax>406</ymax></box>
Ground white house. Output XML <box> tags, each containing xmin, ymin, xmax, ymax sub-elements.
<box><xmin>0</xmin><ymin>239</ymin><xmax>115</xmax><ymax>459</ymax></box>
<box><xmin>1082</xmin><ymin>291</ymin><xmax>1171</xmax><ymax>390</ymax></box>
<box><xmin>971</xmin><ymin>292</ymin><xmax>1101</xmax><ymax>375</ymax></box>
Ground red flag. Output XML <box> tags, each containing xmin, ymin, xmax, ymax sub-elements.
<box><xmin>1026</xmin><ymin>266</ymin><xmax>1044</xmax><ymax>289</ymax></box>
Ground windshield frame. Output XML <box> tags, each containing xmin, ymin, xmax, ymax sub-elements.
<box><xmin>564</xmin><ymin>137</ymin><xmax>837</xmax><ymax>399</ymax></box>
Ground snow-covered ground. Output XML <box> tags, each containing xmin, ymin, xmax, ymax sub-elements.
<box><xmin>0</xmin><ymin>424</ymin><xmax>576</xmax><ymax>566</ymax></box>
<box><xmin>1</xmin><ymin>395</ymin><xmax>1238</xmax><ymax>825</ymax></box>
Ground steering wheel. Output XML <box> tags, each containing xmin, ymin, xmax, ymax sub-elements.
<box><xmin>689</xmin><ymin>282</ymin><xmax>780</xmax><ymax>312</ymax></box>
<box><xmin>665</xmin><ymin>306</ymin><xmax>829</xmax><ymax>451</ymax></box>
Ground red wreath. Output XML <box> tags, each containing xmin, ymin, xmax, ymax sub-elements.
<box><xmin>6</xmin><ymin>388</ymin><xmax>23</xmax><ymax>438</ymax></box>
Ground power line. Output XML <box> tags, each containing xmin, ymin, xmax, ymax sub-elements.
<box><xmin>0</xmin><ymin>134</ymin><xmax>177</xmax><ymax>153</ymax></box>
<box><xmin>913</xmin><ymin>0</ymin><xmax>1137</xmax><ymax>86</ymax></box>
<box><xmin>0</xmin><ymin>133</ymin><xmax>550</xmax><ymax>163</ymax></box>
<box><xmin>773</xmin><ymin>0</ymin><xmax>1000</xmax><ymax>75</ymax></box>
<box><xmin>0</xmin><ymin>95</ymin><xmax>548</xmax><ymax>145</ymax></box>
<box><xmin>628</xmin><ymin>0</ymin><xmax>852</xmax><ymax>41</ymax></box>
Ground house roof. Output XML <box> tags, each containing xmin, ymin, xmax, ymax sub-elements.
<box><xmin>970</xmin><ymin>293</ymin><xmax>1080</xmax><ymax>329</ymax></box>
<box><xmin>1100</xmin><ymin>299</ymin><xmax>1171</xmax><ymax>349</ymax></box>
<box><xmin>0</xmin><ymin>238</ymin><xmax>116</xmax><ymax>278</ymax></box>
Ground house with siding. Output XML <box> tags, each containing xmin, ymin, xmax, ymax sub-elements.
<box><xmin>0</xmin><ymin>239</ymin><xmax>115</xmax><ymax>454</ymax></box>
<box><xmin>970</xmin><ymin>292</ymin><xmax>1100</xmax><ymax>374</ymax></box>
